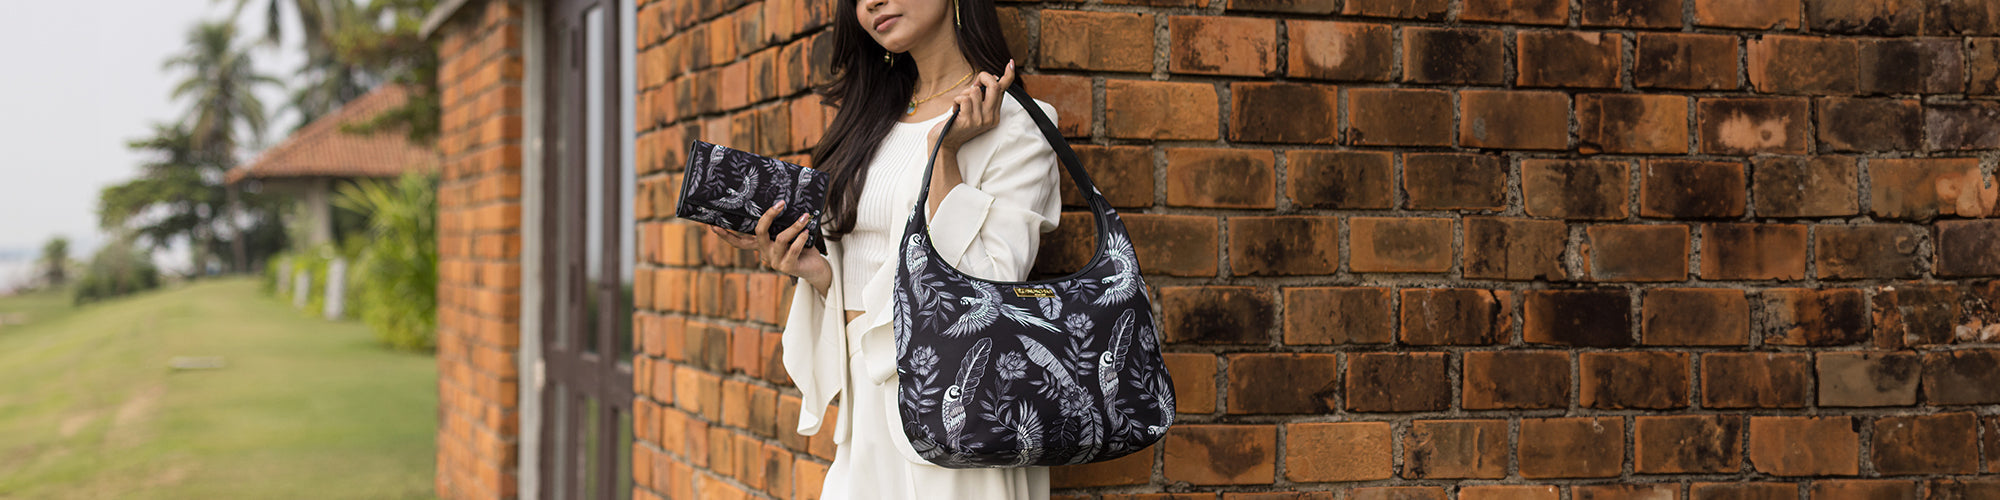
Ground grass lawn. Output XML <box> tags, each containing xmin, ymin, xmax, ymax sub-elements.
<box><xmin>0</xmin><ymin>278</ymin><xmax>437</xmax><ymax>499</ymax></box>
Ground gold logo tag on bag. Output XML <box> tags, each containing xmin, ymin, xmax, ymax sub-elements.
<box><xmin>1014</xmin><ymin>287</ymin><xmax>1057</xmax><ymax>298</ymax></box>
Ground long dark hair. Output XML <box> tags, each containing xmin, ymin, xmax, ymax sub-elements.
<box><xmin>811</xmin><ymin>0</ymin><xmax>1015</xmax><ymax>241</ymax></box>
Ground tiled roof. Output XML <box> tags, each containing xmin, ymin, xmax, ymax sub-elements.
<box><xmin>225</xmin><ymin>84</ymin><xmax>439</xmax><ymax>184</ymax></box>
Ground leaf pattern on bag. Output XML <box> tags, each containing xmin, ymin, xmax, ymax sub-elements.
<box><xmin>889</xmin><ymin>98</ymin><xmax>1174</xmax><ymax>468</ymax></box>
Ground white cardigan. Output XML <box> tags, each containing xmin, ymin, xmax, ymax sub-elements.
<box><xmin>782</xmin><ymin>96</ymin><xmax>1063</xmax><ymax>454</ymax></box>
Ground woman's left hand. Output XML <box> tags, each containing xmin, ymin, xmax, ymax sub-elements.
<box><xmin>928</xmin><ymin>59</ymin><xmax>1016</xmax><ymax>151</ymax></box>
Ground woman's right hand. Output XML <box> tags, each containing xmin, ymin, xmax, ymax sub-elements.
<box><xmin>708</xmin><ymin>200</ymin><xmax>833</xmax><ymax>295</ymax></box>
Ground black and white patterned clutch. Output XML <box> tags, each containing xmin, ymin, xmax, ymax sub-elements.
<box><xmin>674</xmin><ymin>141</ymin><xmax>828</xmax><ymax>255</ymax></box>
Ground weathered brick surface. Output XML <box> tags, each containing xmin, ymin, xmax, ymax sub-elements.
<box><xmin>1749</xmin><ymin>416</ymin><xmax>1861</xmax><ymax>476</ymax></box>
<box><xmin>602</xmin><ymin>0</ymin><xmax>2000</xmax><ymax>497</ymax></box>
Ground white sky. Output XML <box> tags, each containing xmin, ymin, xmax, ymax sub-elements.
<box><xmin>0</xmin><ymin>0</ymin><xmax>308</xmax><ymax>264</ymax></box>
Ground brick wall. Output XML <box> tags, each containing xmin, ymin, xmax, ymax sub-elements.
<box><xmin>634</xmin><ymin>0</ymin><xmax>2000</xmax><ymax>499</ymax></box>
<box><xmin>434</xmin><ymin>2</ymin><xmax>527</xmax><ymax>499</ymax></box>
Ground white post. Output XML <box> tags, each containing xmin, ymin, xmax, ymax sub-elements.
<box><xmin>324</xmin><ymin>258</ymin><xmax>347</xmax><ymax>320</ymax></box>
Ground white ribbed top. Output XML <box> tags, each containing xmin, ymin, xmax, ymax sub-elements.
<box><xmin>838</xmin><ymin>112</ymin><xmax>953</xmax><ymax>311</ymax></box>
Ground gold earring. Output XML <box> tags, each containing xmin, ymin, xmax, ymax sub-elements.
<box><xmin>954</xmin><ymin>0</ymin><xmax>961</xmax><ymax>27</ymax></box>
<box><xmin>884</xmin><ymin>52</ymin><xmax>893</xmax><ymax>64</ymax></box>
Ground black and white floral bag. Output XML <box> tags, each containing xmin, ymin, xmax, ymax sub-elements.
<box><xmin>891</xmin><ymin>83</ymin><xmax>1175</xmax><ymax>468</ymax></box>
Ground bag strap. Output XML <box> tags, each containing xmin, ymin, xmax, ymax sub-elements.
<box><xmin>914</xmin><ymin>81</ymin><xmax>1109</xmax><ymax>226</ymax></box>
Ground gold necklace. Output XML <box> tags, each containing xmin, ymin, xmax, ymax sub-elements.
<box><xmin>908</xmin><ymin>71</ymin><xmax>975</xmax><ymax>115</ymax></box>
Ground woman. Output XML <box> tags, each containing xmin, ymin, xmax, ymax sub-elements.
<box><xmin>707</xmin><ymin>0</ymin><xmax>1062</xmax><ymax>493</ymax></box>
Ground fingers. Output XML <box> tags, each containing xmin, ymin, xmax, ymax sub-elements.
<box><xmin>709</xmin><ymin>225</ymin><xmax>753</xmax><ymax>248</ymax></box>
<box><xmin>783</xmin><ymin>225</ymin><xmax>808</xmax><ymax>267</ymax></box>
<box><xmin>979</xmin><ymin>71</ymin><xmax>1003</xmax><ymax>109</ymax></box>
<box><xmin>775</xmin><ymin>212</ymin><xmax>810</xmax><ymax>246</ymax></box>
<box><xmin>754</xmin><ymin>200</ymin><xmax>786</xmax><ymax>240</ymax></box>
<box><xmin>999</xmin><ymin>59</ymin><xmax>1017</xmax><ymax>91</ymax></box>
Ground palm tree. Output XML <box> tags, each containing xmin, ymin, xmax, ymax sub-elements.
<box><xmin>220</xmin><ymin>0</ymin><xmax>373</xmax><ymax>126</ymax></box>
<box><xmin>162</xmin><ymin>21</ymin><xmax>281</xmax><ymax>272</ymax></box>
<box><xmin>165</xmin><ymin>21</ymin><xmax>281</xmax><ymax>158</ymax></box>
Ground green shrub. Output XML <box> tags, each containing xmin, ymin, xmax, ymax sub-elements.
<box><xmin>334</xmin><ymin>172</ymin><xmax>438</xmax><ymax>351</ymax></box>
<box><xmin>73</xmin><ymin>237</ymin><xmax>161</xmax><ymax>305</ymax></box>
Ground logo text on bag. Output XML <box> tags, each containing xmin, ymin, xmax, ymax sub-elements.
<box><xmin>1013</xmin><ymin>287</ymin><xmax>1056</xmax><ymax>298</ymax></box>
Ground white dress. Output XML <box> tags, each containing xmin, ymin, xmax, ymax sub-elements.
<box><xmin>781</xmin><ymin>96</ymin><xmax>1064</xmax><ymax>500</ymax></box>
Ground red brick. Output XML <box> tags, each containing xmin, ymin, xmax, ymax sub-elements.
<box><xmin>1039</xmin><ymin>11</ymin><xmax>1154</xmax><ymax>73</ymax></box>
<box><xmin>1581</xmin><ymin>352</ymin><xmax>1690</xmax><ymax>409</ymax></box>
<box><xmin>1699</xmin><ymin>223</ymin><xmax>1807</xmax><ymax>281</ymax></box>
<box><xmin>1346</xmin><ymin>89</ymin><xmax>1453</xmax><ymax>147</ymax></box>
<box><xmin>1402</xmin><ymin>154</ymin><xmax>1504</xmax><ymax>211</ymax></box>
<box><xmin>1403</xmin><ymin>420</ymin><xmax>1507</xmax><ymax>479</ymax></box>
<box><xmin>1923</xmin><ymin>349</ymin><xmax>2000</xmax><ymax>405</ymax></box>
<box><xmin>1163</xmin><ymin>353</ymin><xmax>1217</xmax><ymax>414</ymax></box>
<box><xmin>1125</xmin><ymin>214</ymin><xmax>1221</xmax><ymax>278</ymax></box>
<box><xmin>1230</xmin><ymin>82</ymin><xmax>1338</xmax><ymax>144</ymax></box>
<box><xmin>1972</xmin><ymin>38</ymin><xmax>2000</xmax><ymax>95</ymax></box>
<box><xmin>1460</xmin><ymin>90</ymin><xmax>1570</xmax><ymax>150</ymax></box>
<box><xmin>1161</xmin><ymin>286</ymin><xmax>1273</xmax><ymax>345</ymax></box>
<box><xmin>1575</xmin><ymin>484</ymin><xmax>1680</xmax><ymax>500</ymax></box>
<box><xmin>1286</xmin><ymin>21</ymin><xmax>1392</xmax><ymax>81</ymax></box>
<box><xmin>1052</xmin><ymin>447</ymin><xmax>1154</xmax><ymax>488</ymax></box>
<box><xmin>793</xmin><ymin>458</ymin><xmax>825</xmax><ymax>500</ymax></box>
<box><xmin>1986</xmin><ymin>415</ymin><xmax>2000</xmax><ymax>474</ymax></box>
<box><xmin>1169</xmin><ymin>16</ymin><xmax>1278</xmax><ymax>77</ymax></box>
<box><xmin>1522</xmin><ymin>159</ymin><xmax>1630</xmax><ymax>220</ymax></box>
<box><xmin>1349</xmin><ymin>488</ymin><xmax>1447</xmax><ymax>500</ymax></box>
<box><xmin>1814</xmin><ymin>224</ymin><xmax>1925</xmax><ymax>279</ymax></box>
<box><xmin>1345</xmin><ymin>352</ymin><xmax>1450</xmax><ymax>412</ymax></box>
<box><xmin>1809</xmin><ymin>480</ymin><xmax>1918</xmax><ymax>500</ymax></box>
<box><xmin>1874</xmin><ymin>413</ymin><xmax>1979</xmax><ymax>474</ymax></box>
<box><xmin>1461</xmin><ymin>0</ymin><xmax>1569</xmax><ymax>24</ymax></box>
<box><xmin>1695</xmin><ymin>0</ymin><xmax>1802</xmax><ymax>28</ymax></box>
<box><xmin>1060</xmin><ymin>145</ymin><xmax>1153</xmax><ymax>209</ymax></box>
<box><xmin>1165</xmin><ymin>148</ymin><xmax>1274</xmax><ymax>209</ymax></box>
<box><xmin>1635</xmin><ymin>32</ymin><xmax>1740</xmax><ymax>90</ymax></box>
<box><xmin>1517</xmin><ymin>31</ymin><xmax>1621</xmax><ymax>88</ymax></box>
<box><xmin>1817</xmin><ymin>98</ymin><xmax>1922</xmax><ymax>152</ymax></box>
<box><xmin>1691</xmin><ymin>483</ymin><xmax>1796</xmax><ymax>500</ymax></box>
<box><xmin>1582</xmin><ymin>0</ymin><xmax>1683</xmax><ymax>27</ymax></box>
<box><xmin>1872</xmin><ymin>284</ymin><xmax>1963</xmax><ymax>348</ymax></box>
<box><xmin>1698</xmin><ymin>97</ymin><xmax>1811</xmax><ymax>155</ymax></box>
<box><xmin>1702</xmin><ymin>352</ymin><xmax>1811</xmax><ymax>408</ymax></box>
<box><xmin>1403</xmin><ymin>27</ymin><xmax>1507</xmax><ymax>85</ymax></box>
<box><xmin>1525</xmin><ymin>289</ymin><xmax>1635</xmax><ymax>347</ymax></box>
<box><xmin>1105</xmin><ymin>80</ymin><xmax>1219</xmax><ymax>140</ymax></box>
<box><xmin>1227</xmin><ymin>353</ymin><xmax>1340</xmax><ymax>414</ymax></box>
<box><xmin>1288</xmin><ymin>151</ymin><xmax>1392</xmax><ymax>209</ymax></box>
<box><xmin>1399</xmin><ymin>288</ymin><xmax>1511</xmax><ymax>345</ymax></box>
<box><xmin>1931</xmin><ymin>480</ymin><xmax>2000</xmax><ymax>500</ymax></box>
<box><xmin>1748</xmin><ymin>35</ymin><xmax>1858</xmax><ymax>95</ymax></box>
<box><xmin>1815</xmin><ymin>351</ymin><xmax>1921</xmax><ymax>407</ymax></box>
<box><xmin>1164</xmin><ymin>425</ymin><xmax>1276</xmax><ymax>485</ymax></box>
<box><xmin>1636</xmin><ymin>415</ymin><xmax>1743</xmax><ymax>474</ymax></box>
<box><xmin>1463</xmin><ymin>351</ymin><xmax>1570</xmax><ymax>410</ymax></box>
<box><xmin>1866</xmin><ymin>158</ymin><xmax>1990</xmax><ymax>220</ymax></box>
<box><xmin>1348</xmin><ymin>217</ymin><xmax>1453</xmax><ymax>273</ymax></box>
<box><xmin>1642</xmin><ymin>288</ymin><xmax>1749</xmax><ymax>345</ymax></box>
<box><xmin>1340</xmin><ymin>0</ymin><xmax>1447</xmax><ymax>20</ymax></box>
<box><xmin>1939</xmin><ymin>220</ymin><xmax>2000</xmax><ymax>277</ymax></box>
<box><xmin>1460</xmin><ymin>486</ymin><xmax>1558</xmax><ymax>500</ymax></box>
<box><xmin>1463</xmin><ymin>217</ymin><xmax>1568</xmax><ymax>281</ymax></box>
<box><xmin>1225</xmin><ymin>0</ymin><xmax>1334</xmax><ymax>14</ymax></box>
<box><xmin>1752</xmin><ymin>156</ymin><xmax>1859</xmax><ymax>218</ymax></box>
<box><xmin>1578</xmin><ymin>94</ymin><xmax>1690</xmax><ymax>154</ymax></box>
<box><xmin>1811</xmin><ymin>0</ymin><xmax>1925</xmax><ymax>34</ymax></box>
<box><xmin>1284</xmin><ymin>287</ymin><xmax>1393</xmax><ymax>345</ymax></box>
<box><xmin>1860</xmin><ymin>38</ymin><xmax>1964</xmax><ymax>94</ymax></box>
<box><xmin>1518</xmin><ymin>417</ymin><xmax>1624</xmax><ymax>478</ymax></box>
<box><xmin>1020</xmin><ymin>74</ymin><xmax>1092</xmax><ymax>139</ymax></box>
<box><xmin>1756</xmin><ymin>288</ymin><xmax>1870</xmax><ymax>346</ymax></box>
<box><xmin>1640</xmin><ymin>159</ymin><xmax>1747</xmax><ymax>219</ymax></box>
<box><xmin>1748</xmin><ymin>416</ymin><xmax>1860</xmax><ymax>476</ymax></box>
<box><xmin>1229</xmin><ymin>216</ymin><xmax>1337</xmax><ymax>276</ymax></box>
<box><xmin>1926</xmin><ymin>101</ymin><xmax>2000</xmax><ymax>152</ymax></box>
<box><xmin>1284</xmin><ymin>422</ymin><xmax>1393</xmax><ymax>482</ymax></box>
